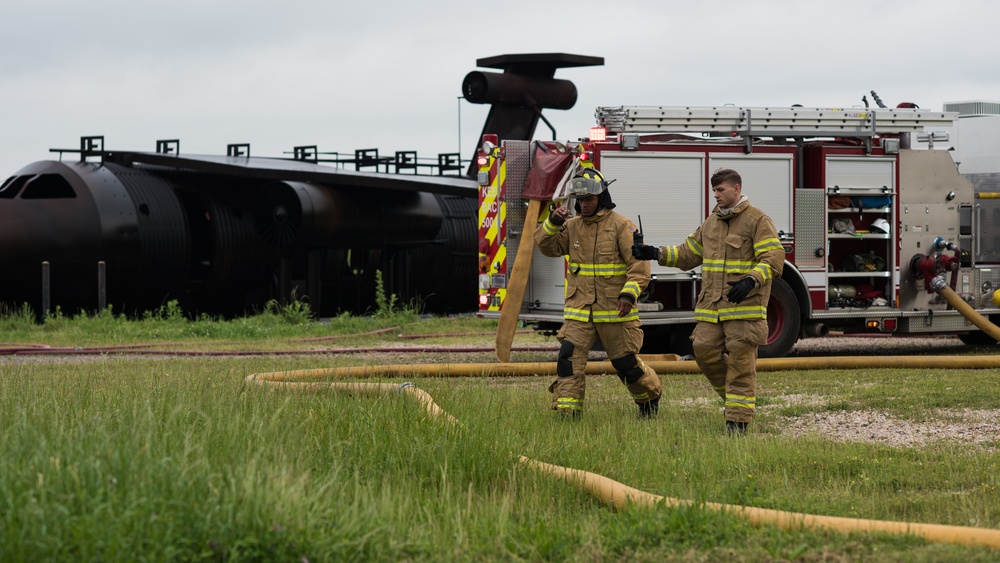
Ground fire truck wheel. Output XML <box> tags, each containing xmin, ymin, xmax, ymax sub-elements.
<box><xmin>957</xmin><ymin>331</ymin><xmax>996</xmax><ymax>345</ymax></box>
<box><xmin>759</xmin><ymin>278</ymin><xmax>800</xmax><ymax>359</ymax></box>
<box><xmin>957</xmin><ymin>323</ymin><xmax>1000</xmax><ymax>346</ymax></box>
<box><xmin>639</xmin><ymin>325</ymin><xmax>694</xmax><ymax>356</ymax></box>
<box><xmin>639</xmin><ymin>326</ymin><xmax>668</xmax><ymax>354</ymax></box>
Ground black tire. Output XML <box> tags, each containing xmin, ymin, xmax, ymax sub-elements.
<box><xmin>639</xmin><ymin>324</ymin><xmax>694</xmax><ymax>356</ymax></box>
<box><xmin>668</xmin><ymin>324</ymin><xmax>695</xmax><ymax>357</ymax></box>
<box><xmin>958</xmin><ymin>330</ymin><xmax>1000</xmax><ymax>346</ymax></box>
<box><xmin>639</xmin><ymin>325</ymin><xmax>669</xmax><ymax>354</ymax></box>
<box><xmin>759</xmin><ymin>278</ymin><xmax>800</xmax><ymax>358</ymax></box>
<box><xmin>957</xmin><ymin>314</ymin><xmax>1000</xmax><ymax>346</ymax></box>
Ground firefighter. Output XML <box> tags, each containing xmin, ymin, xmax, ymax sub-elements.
<box><xmin>633</xmin><ymin>168</ymin><xmax>784</xmax><ymax>434</ymax></box>
<box><xmin>533</xmin><ymin>168</ymin><xmax>662</xmax><ymax>418</ymax></box>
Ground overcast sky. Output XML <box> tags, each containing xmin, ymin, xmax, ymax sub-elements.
<box><xmin>2</xmin><ymin>0</ymin><xmax>998</xmax><ymax>177</ymax></box>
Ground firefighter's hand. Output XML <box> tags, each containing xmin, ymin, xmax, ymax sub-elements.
<box><xmin>617</xmin><ymin>298</ymin><xmax>634</xmax><ymax>317</ymax></box>
<box><xmin>632</xmin><ymin>244</ymin><xmax>660</xmax><ymax>261</ymax></box>
<box><xmin>726</xmin><ymin>277</ymin><xmax>756</xmax><ymax>304</ymax></box>
<box><xmin>549</xmin><ymin>206</ymin><xmax>570</xmax><ymax>226</ymax></box>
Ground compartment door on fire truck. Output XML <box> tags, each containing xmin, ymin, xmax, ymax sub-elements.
<box><xmin>529</xmin><ymin>241</ymin><xmax>567</xmax><ymax>311</ymax></box>
<box><xmin>708</xmin><ymin>154</ymin><xmax>794</xmax><ymax>236</ymax></box>
<box><xmin>598</xmin><ymin>152</ymin><xmax>705</xmax><ymax>279</ymax></box>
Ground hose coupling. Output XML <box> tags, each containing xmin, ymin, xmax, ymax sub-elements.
<box><xmin>929</xmin><ymin>275</ymin><xmax>949</xmax><ymax>293</ymax></box>
<box><xmin>933</xmin><ymin>237</ymin><xmax>957</xmax><ymax>252</ymax></box>
<box><xmin>398</xmin><ymin>382</ymin><xmax>415</xmax><ymax>392</ymax></box>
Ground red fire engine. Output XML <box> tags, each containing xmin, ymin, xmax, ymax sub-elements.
<box><xmin>477</xmin><ymin>104</ymin><xmax>999</xmax><ymax>357</ymax></box>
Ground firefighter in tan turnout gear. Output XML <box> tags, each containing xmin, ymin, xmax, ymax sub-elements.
<box><xmin>534</xmin><ymin>168</ymin><xmax>662</xmax><ymax>418</ymax></box>
<box><xmin>633</xmin><ymin>169</ymin><xmax>784</xmax><ymax>434</ymax></box>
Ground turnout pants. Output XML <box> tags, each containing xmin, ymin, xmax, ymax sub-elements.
<box><xmin>549</xmin><ymin>318</ymin><xmax>661</xmax><ymax>412</ymax></box>
<box><xmin>691</xmin><ymin>319</ymin><xmax>767</xmax><ymax>424</ymax></box>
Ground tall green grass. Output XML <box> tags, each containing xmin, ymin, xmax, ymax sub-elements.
<box><xmin>2</xmin><ymin>350</ymin><xmax>999</xmax><ymax>561</ymax></box>
<box><xmin>0</xmin><ymin>300</ymin><xmax>502</xmax><ymax>349</ymax></box>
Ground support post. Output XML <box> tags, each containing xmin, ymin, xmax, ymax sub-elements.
<box><xmin>98</xmin><ymin>261</ymin><xmax>107</xmax><ymax>312</ymax></box>
<box><xmin>41</xmin><ymin>261</ymin><xmax>50</xmax><ymax>320</ymax></box>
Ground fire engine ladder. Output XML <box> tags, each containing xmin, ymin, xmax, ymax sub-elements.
<box><xmin>595</xmin><ymin>106</ymin><xmax>958</xmax><ymax>153</ymax></box>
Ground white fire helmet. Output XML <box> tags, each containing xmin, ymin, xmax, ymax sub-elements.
<box><xmin>871</xmin><ymin>218</ymin><xmax>890</xmax><ymax>234</ymax></box>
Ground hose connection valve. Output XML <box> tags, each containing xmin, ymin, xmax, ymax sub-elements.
<box><xmin>934</xmin><ymin>237</ymin><xmax>957</xmax><ymax>252</ymax></box>
<box><xmin>930</xmin><ymin>275</ymin><xmax>949</xmax><ymax>294</ymax></box>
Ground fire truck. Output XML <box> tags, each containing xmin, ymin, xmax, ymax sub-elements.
<box><xmin>476</xmin><ymin>104</ymin><xmax>1000</xmax><ymax>358</ymax></box>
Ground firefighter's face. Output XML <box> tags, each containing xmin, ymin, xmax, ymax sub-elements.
<box><xmin>712</xmin><ymin>180</ymin><xmax>741</xmax><ymax>208</ymax></box>
<box><xmin>576</xmin><ymin>195</ymin><xmax>600</xmax><ymax>217</ymax></box>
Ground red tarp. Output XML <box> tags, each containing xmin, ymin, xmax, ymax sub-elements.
<box><xmin>522</xmin><ymin>142</ymin><xmax>575</xmax><ymax>201</ymax></box>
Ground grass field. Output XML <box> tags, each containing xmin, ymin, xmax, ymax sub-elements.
<box><xmin>1</xmin><ymin>309</ymin><xmax>999</xmax><ymax>561</ymax></box>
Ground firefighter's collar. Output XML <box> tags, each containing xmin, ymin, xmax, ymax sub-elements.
<box><xmin>717</xmin><ymin>195</ymin><xmax>749</xmax><ymax>217</ymax></box>
<box><xmin>580</xmin><ymin>207</ymin><xmax>610</xmax><ymax>222</ymax></box>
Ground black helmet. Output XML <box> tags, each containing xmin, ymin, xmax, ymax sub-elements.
<box><xmin>566</xmin><ymin>168</ymin><xmax>608</xmax><ymax>197</ymax></box>
<box><xmin>568</xmin><ymin>168</ymin><xmax>616</xmax><ymax>211</ymax></box>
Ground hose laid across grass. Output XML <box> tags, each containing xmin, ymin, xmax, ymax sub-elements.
<box><xmin>245</xmin><ymin>365</ymin><xmax>1000</xmax><ymax>551</ymax></box>
<box><xmin>247</xmin><ymin>272</ymin><xmax>1000</xmax><ymax>549</ymax></box>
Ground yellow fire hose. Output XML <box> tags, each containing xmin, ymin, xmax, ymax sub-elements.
<box><xmin>932</xmin><ymin>276</ymin><xmax>1000</xmax><ymax>342</ymax></box>
<box><xmin>518</xmin><ymin>456</ymin><xmax>1000</xmax><ymax>548</ymax></box>
<box><xmin>243</xmin><ymin>275</ymin><xmax>1000</xmax><ymax>550</ymax></box>
<box><xmin>245</xmin><ymin>372</ymin><xmax>1000</xmax><ymax>549</ymax></box>
<box><xmin>247</xmin><ymin>350</ymin><xmax>1000</xmax><ymax>384</ymax></box>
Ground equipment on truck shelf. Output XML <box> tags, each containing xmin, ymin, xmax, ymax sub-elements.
<box><xmin>478</xmin><ymin>102</ymin><xmax>999</xmax><ymax>357</ymax></box>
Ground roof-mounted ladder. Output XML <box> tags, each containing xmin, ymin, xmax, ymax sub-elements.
<box><xmin>595</xmin><ymin>105</ymin><xmax>958</xmax><ymax>153</ymax></box>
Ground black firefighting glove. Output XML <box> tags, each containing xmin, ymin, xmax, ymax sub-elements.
<box><xmin>726</xmin><ymin>277</ymin><xmax>756</xmax><ymax>304</ymax></box>
<box><xmin>632</xmin><ymin>244</ymin><xmax>660</xmax><ymax>261</ymax></box>
<box><xmin>548</xmin><ymin>206</ymin><xmax>569</xmax><ymax>226</ymax></box>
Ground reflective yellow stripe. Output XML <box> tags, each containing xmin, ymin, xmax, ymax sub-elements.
<box><xmin>753</xmin><ymin>263</ymin><xmax>773</xmax><ymax>281</ymax></box>
<box><xmin>620</xmin><ymin>280</ymin><xmax>641</xmax><ymax>300</ymax></box>
<box><xmin>754</xmin><ymin>238</ymin><xmax>782</xmax><ymax>255</ymax></box>
<box><xmin>687</xmin><ymin>236</ymin><xmax>703</xmax><ymax>257</ymax></box>
<box><xmin>556</xmin><ymin>397</ymin><xmax>582</xmax><ymax>410</ymax></box>
<box><xmin>694</xmin><ymin>308</ymin><xmax>720</xmax><ymax>323</ymax></box>
<box><xmin>591</xmin><ymin>309</ymin><xmax>639</xmax><ymax>322</ymax></box>
<box><xmin>631</xmin><ymin>391</ymin><xmax>649</xmax><ymax>401</ymax></box>
<box><xmin>725</xmin><ymin>394</ymin><xmax>756</xmax><ymax>410</ymax></box>
<box><xmin>702</xmin><ymin>259</ymin><xmax>752</xmax><ymax>270</ymax></box>
<box><xmin>718</xmin><ymin>305</ymin><xmax>767</xmax><ymax>320</ymax></box>
<box><xmin>662</xmin><ymin>245</ymin><xmax>680</xmax><ymax>266</ymax></box>
<box><xmin>702</xmin><ymin>258</ymin><xmax>753</xmax><ymax>275</ymax></box>
<box><xmin>568</xmin><ymin>262</ymin><xmax>628</xmax><ymax>276</ymax></box>
<box><xmin>563</xmin><ymin>308</ymin><xmax>638</xmax><ymax>322</ymax></box>
<box><xmin>542</xmin><ymin>218</ymin><xmax>561</xmax><ymax>235</ymax></box>
<box><xmin>697</xmin><ymin>306</ymin><xmax>767</xmax><ymax>322</ymax></box>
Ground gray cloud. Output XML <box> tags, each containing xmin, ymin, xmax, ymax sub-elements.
<box><xmin>2</xmin><ymin>0</ymin><xmax>998</xmax><ymax>176</ymax></box>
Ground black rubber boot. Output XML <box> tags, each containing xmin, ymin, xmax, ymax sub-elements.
<box><xmin>726</xmin><ymin>420</ymin><xmax>748</xmax><ymax>435</ymax></box>
<box><xmin>638</xmin><ymin>397</ymin><xmax>660</xmax><ymax>418</ymax></box>
<box><xmin>557</xmin><ymin>409</ymin><xmax>582</xmax><ymax>420</ymax></box>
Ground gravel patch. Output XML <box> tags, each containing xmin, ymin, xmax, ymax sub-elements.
<box><xmin>678</xmin><ymin>391</ymin><xmax>1000</xmax><ymax>451</ymax></box>
<box><xmin>777</xmin><ymin>407</ymin><xmax>1000</xmax><ymax>451</ymax></box>
<box><xmin>787</xmin><ymin>334</ymin><xmax>972</xmax><ymax>356</ymax></box>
